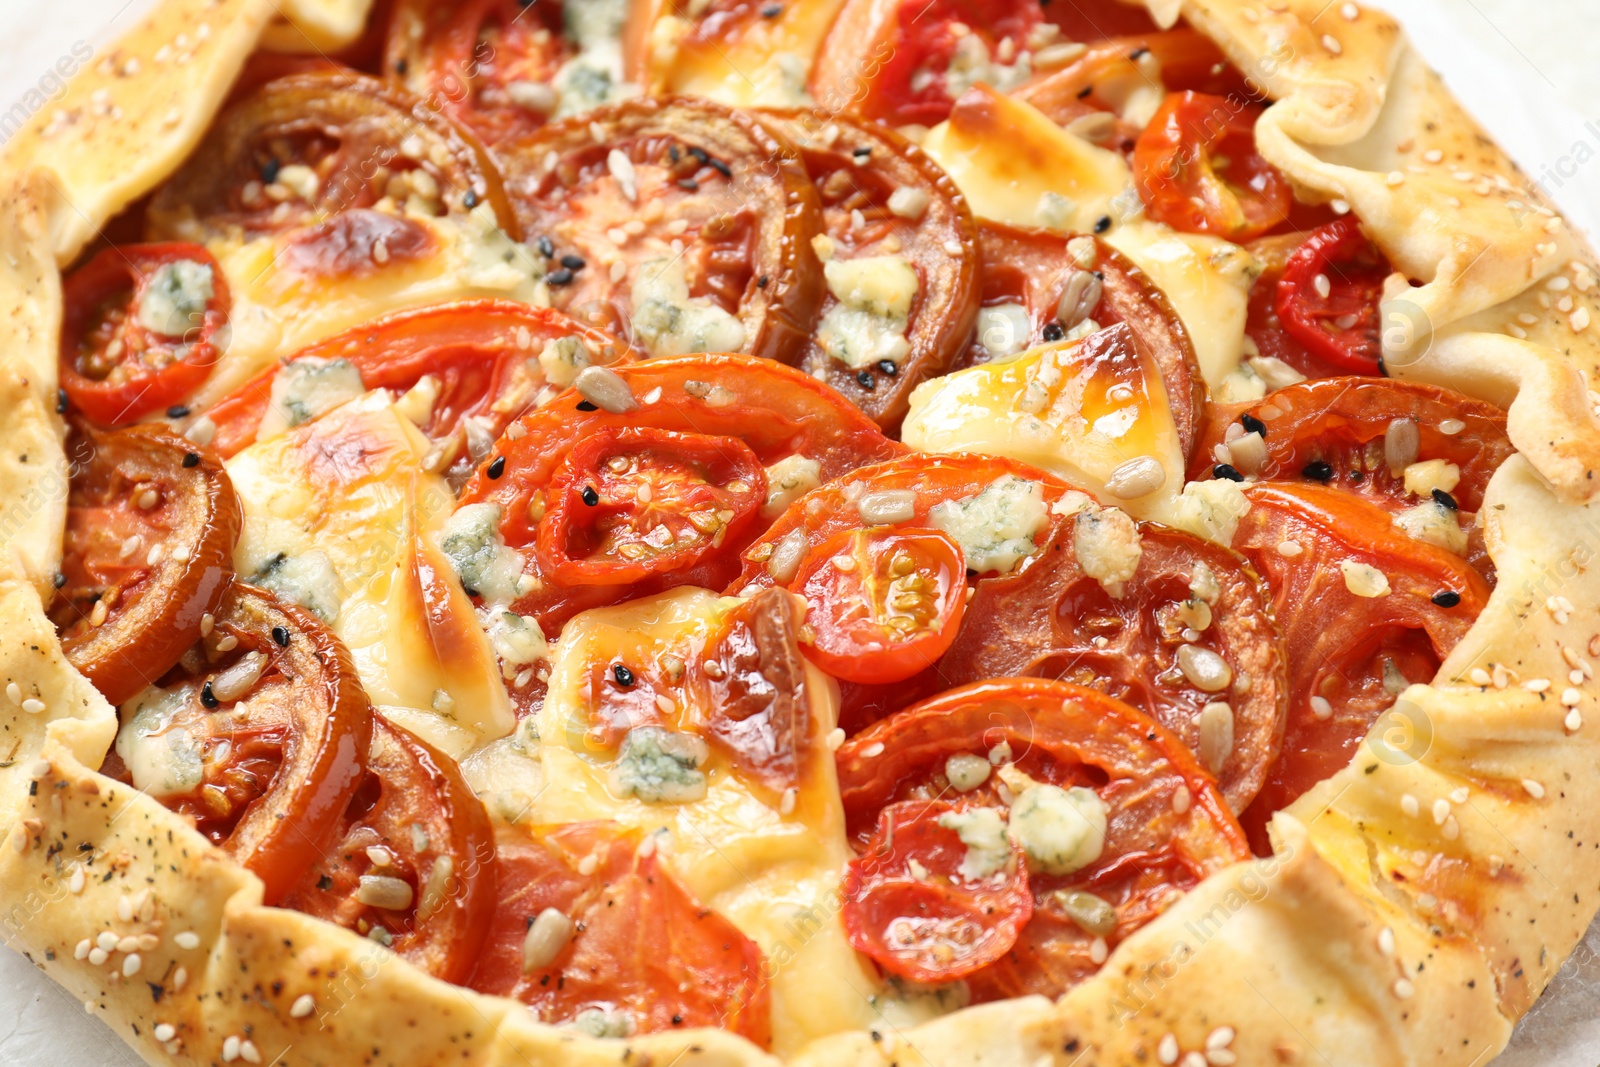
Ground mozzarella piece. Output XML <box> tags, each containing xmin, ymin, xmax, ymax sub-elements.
<box><xmin>902</xmin><ymin>333</ymin><xmax>1186</xmax><ymax>524</ymax></box>
<box><xmin>226</xmin><ymin>394</ymin><xmax>514</xmax><ymax>756</ymax></box>
<box><xmin>926</xmin><ymin>475</ymin><xmax>1049</xmax><ymax>574</ymax></box>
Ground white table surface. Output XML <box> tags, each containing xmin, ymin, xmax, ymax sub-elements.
<box><xmin>1</xmin><ymin>1</ymin><xmax>1598</xmax><ymax>1064</ymax></box>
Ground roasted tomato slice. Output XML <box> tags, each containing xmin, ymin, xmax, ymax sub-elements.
<box><xmin>844</xmin><ymin>798</ymin><xmax>1033</xmax><ymax>982</ymax></box>
<box><xmin>964</xmin><ymin>222</ymin><xmax>1205</xmax><ymax>461</ymax></box>
<box><xmin>1273</xmin><ymin>217</ymin><xmax>1391</xmax><ymax>374</ymax></box>
<box><xmin>794</xmin><ymin>527</ymin><xmax>967</xmax><ymax>685</ymax></box>
<box><xmin>147</xmin><ymin>71</ymin><xmax>516</xmax><ymax>243</ymax></box>
<box><xmin>281</xmin><ymin>716</ymin><xmax>494</xmax><ymax>983</ymax></box>
<box><xmin>756</xmin><ymin>110</ymin><xmax>978</xmax><ymax>430</ymax></box>
<box><xmin>201</xmin><ymin>301</ymin><xmax>630</xmax><ymax>458</ymax></box>
<box><xmin>1229</xmin><ymin>483</ymin><xmax>1490</xmax><ymax>853</ymax></box>
<box><xmin>59</xmin><ymin>243</ymin><xmax>231</xmax><ymax>426</ymax></box>
<box><xmin>457</xmin><ymin>353</ymin><xmax>902</xmax><ymax>636</ymax></box>
<box><xmin>386</xmin><ymin>0</ymin><xmax>581</xmax><ymax>146</ymax></box>
<box><xmin>1192</xmin><ymin>378</ymin><xmax>1512</xmax><ymax>514</ymax></box>
<box><xmin>469</xmin><ymin>822</ymin><xmax>772</xmax><ymax>1046</ymax></box>
<box><xmin>107</xmin><ymin>585</ymin><xmax>372</xmax><ymax>904</ymax></box>
<box><xmin>937</xmin><ymin>519</ymin><xmax>1287</xmax><ymax>813</ymax></box>
<box><xmin>1133</xmin><ymin>91</ymin><xmax>1292</xmax><ymax>242</ymax></box>
<box><xmin>52</xmin><ymin>426</ymin><xmax>241</xmax><ymax>705</ymax></box>
<box><xmin>496</xmin><ymin>97</ymin><xmax>823</xmax><ymax>363</ymax></box>
<box><xmin>535</xmin><ymin>426</ymin><xmax>767</xmax><ymax>586</ymax></box>
<box><xmin>837</xmin><ymin>679</ymin><xmax>1249</xmax><ymax>999</ymax></box>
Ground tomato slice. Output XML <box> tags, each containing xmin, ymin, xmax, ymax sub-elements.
<box><xmin>1229</xmin><ymin>484</ymin><xmax>1491</xmax><ymax>853</ymax></box>
<box><xmin>937</xmin><ymin>520</ymin><xmax>1287</xmax><ymax>813</ymax></box>
<box><xmin>1133</xmin><ymin>90</ymin><xmax>1292</xmax><ymax>242</ymax></box>
<box><xmin>1273</xmin><ymin>217</ymin><xmax>1391</xmax><ymax>374</ymax></box>
<box><xmin>469</xmin><ymin>823</ymin><xmax>772</xmax><ymax>1047</ymax></box>
<box><xmin>794</xmin><ymin>527</ymin><xmax>967</xmax><ymax>685</ymax></box>
<box><xmin>837</xmin><ymin>679</ymin><xmax>1248</xmax><ymax>999</ymax></box>
<box><xmin>147</xmin><ymin>71</ymin><xmax>517</xmax><ymax>243</ymax></box>
<box><xmin>965</xmin><ymin>222</ymin><xmax>1205</xmax><ymax>462</ymax></box>
<box><xmin>811</xmin><ymin>0</ymin><xmax>1046</xmax><ymax>126</ymax></box>
<box><xmin>1191</xmin><ymin>377</ymin><xmax>1512</xmax><ymax>514</ymax></box>
<box><xmin>535</xmin><ymin>426</ymin><xmax>767</xmax><ymax>586</ymax></box>
<box><xmin>51</xmin><ymin>425</ymin><xmax>241</xmax><ymax>705</ymax></box>
<box><xmin>281</xmin><ymin>716</ymin><xmax>494</xmax><ymax>983</ymax></box>
<box><xmin>456</xmin><ymin>353</ymin><xmax>902</xmax><ymax>637</ymax></box>
<box><xmin>757</xmin><ymin>109</ymin><xmax>979</xmax><ymax>431</ymax></box>
<box><xmin>386</xmin><ymin>0</ymin><xmax>574</xmax><ymax>146</ymax></box>
<box><xmin>496</xmin><ymin>98</ymin><xmax>823</xmax><ymax>364</ymax></box>
<box><xmin>843</xmin><ymin>799</ymin><xmax>1033</xmax><ymax>982</ymax></box>
<box><xmin>59</xmin><ymin>244</ymin><xmax>231</xmax><ymax>426</ymax></box>
<box><xmin>106</xmin><ymin>585</ymin><xmax>373</xmax><ymax>904</ymax></box>
<box><xmin>201</xmin><ymin>300</ymin><xmax>630</xmax><ymax>458</ymax></box>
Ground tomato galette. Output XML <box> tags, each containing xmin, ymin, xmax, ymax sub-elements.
<box><xmin>2</xmin><ymin>0</ymin><xmax>1600</xmax><ymax>1065</ymax></box>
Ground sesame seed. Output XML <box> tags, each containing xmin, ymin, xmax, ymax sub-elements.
<box><xmin>21</xmin><ymin>697</ymin><xmax>44</xmax><ymax>714</ymax></box>
<box><xmin>1393</xmin><ymin>978</ymin><xmax>1414</xmax><ymax>999</ymax></box>
<box><xmin>1172</xmin><ymin>785</ymin><xmax>1192</xmax><ymax>814</ymax></box>
<box><xmin>1159</xmin><ymin>1034</ymin><xmax>1180</xmax><ymax>1065</ymax></box>
<box><xmin>1386</xmin><ymin>171</ymin><xmax>1405</xmax><ymax>186</ymax></box>
<box><xmin>290</xmin><ymin>993</ymin><xmax>316</xmax><ymax>1018</ymax></box>
<box><xmin>172</xmin><ymin>966</ymin><xmax>188</xmax><ymax>991</ymax></box>
<box><xmin>1566</xmin><ymin>708</ymin><xmax>1584</xmax><ymax>732</ymax></box>
<box><xmin>88</xmin><ymin>947</ymin><xmax>109</xmax><ymax>966</ymax></box>
<box><xmin>1423</xmin><ymin>148</ymin><xmax>1443</xmax><ymax>163</ymax></box>
<box><xmin>1089</xmin><ymin>936</ymin><xmax>1108</xmax><ymax>963</ymax></box>
<box><xmin>175</xmin><ymin>931</ymin><xmax>200</xmax><ymax>950</ymax></box>
<box><xmin>74</xmin><ymin>938</ymin><xmax>91</xmax><ymax>960</ymax></box>
<box><xmin>826</xmin><ymin>728</ymin><xmax>845</xmax><ymax>750</ymax></box>
<box><xmin>1277</xmin><ymin>541</ymin><xmax>1303</xmax><ymax>557</ymax></box>
<box><xmin>1469</xmin><ymin>667</ymin><xmax>1491</xmax><ymax>687</ymax></box>
<box><xmin>1431</xmin><ymin>798</ymin><xmax>1450</xmax><ymax>824</ymax></box>
<box><xmin>1525</xmin><ymin>678</ymin><xmax>1551</xmax><ymax>692</ymax></box>
<box><xmin>122</xmin><ymin>953</ymin><xmax>142</xmax><ymax>977</ymax></box>
<box><xmin>1377</xmin><ymin>927</ymin><xmax>1395</xmax><ymax>955</ymax></box>
<box><xmin>1573</xmin><ymin>307</ymin><xmax>1591</xmax><ymax>332</ymax></box>
<box><xmin>1341</xmin><ymin>1</ymin><xmax>1359</xmax><ymax>17</ymax></box>
<box><xmin>69</xmin><ymin>866</ymin><xmax>85</xmax><ymax>894</ymax></box>
<box><xmin>1321</xmin><ymin>34</ymin><xmax>1343</xmax><ymax>53</ymax></box>
<box><xmin>1400</xmin><ymin>794</ymin><xmax>1419</xmax><ymax>817</ymax></box>
<box><xmin>1522</xmin><ymin>778</ymin><xmax>1546</xmax><ymax>799</ymax></box>
<box><xmin>154</xmin><ymin>1023</ymin><xmax>176</xmax><ymax>1042</ymax></box>
<box><xmin>222</xmin><ymin>1035</ymin><xmax>241</xmax><ymax>1062</ymax></box>
<box><xmin>1562</xmin><ymin>687</ymin><xmax>1582</xmax><ymax>706</ymax></box>
<box><xmin>1313</xmin><ymin>273</ymin><xmax>1332</xmax><ymax>299</ymax></box>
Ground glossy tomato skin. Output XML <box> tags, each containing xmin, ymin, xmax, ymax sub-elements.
<box><xmin>282</xmin><ymin>716</ymin><xmax>495</xmax><ymax>983</ymax></box>
<box><xmin>1133</xmin><ymin>91</ymin><xmax>1292</xmax><ymax>242</ymax></box>
<box><xmin>843</xmin><ymin>799</ymin><xmax>1033</xmax><ymax>982</ymax></box>
<box><xmin>59</xmin><ymin>244</ymin><xmax>231</xmax><ymax>426</ymax></box>
<box><xmin>52</xmin><ymin>425</ymin><xmax>241</xmax><ymax>704</ymax></box>
<box><xmin>1274</xmin><ymin>217</ymin><xmax>1391</xmax><ymax>374</ymax></box>
<box><xmin>202</xmin><ymin>301</ymin><xmax>630</xmax><ymax>458</ymax></box>
<box><xmin>794</xmin><ymin>527</ymin><xmax>967</xmax><ymax>685</ymax></box>
<box><xmin>1229</xmin><ymin>484</ymin><xmax>1490</xmax><ymax>853</ymax></box>
<box><xmin>757</xmin><ymin>110</ymin><xmax>979</xmax><ymax>431</ymax></box>
<box><xmin>458</xmin><ymin>353</ymin><xmax>903</xmax><ymax>639</ymax></box>
<box><xmin>469</xmin><ymin>822</ymin><xmax>772</xmax><ymax>1047</ymax></box>
<box><xmin>937</xmin><ymin>520</ymin><xmax>1287</xmax><ymax>813</ymax></box>
<box><xmin>836</xmin><ymin>679</ymin><xmax>1248</xmax><ymax>999</ymax></box>
<box><xmin>496</xmin><ymin>98</ymin><xmax>824</xmax><ymax>365</ymax></box>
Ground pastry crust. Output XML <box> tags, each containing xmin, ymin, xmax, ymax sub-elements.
<box><xmin>2</xmin><ymin>0</ymin><xmax>1598</xmax><ymax>1064</ymax></box>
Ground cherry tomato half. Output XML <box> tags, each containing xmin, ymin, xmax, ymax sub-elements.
<box><xmin>282</xmin><ymin>716</ymin><xmax>495</xmax><ymax>983</ymax></box>
<box><xmin>52</xmin><ymin>425</ymin><xmax>241</xmax><ymax>704</ymax></box>
<box><xmin>535</xmin><ymin>426</ymin><xmax>767</xmax><ymax>586</ymax></box>
<box><xmin>794</xmin><ymin>527</ymin><xmax>967</xmax><ymax>685</ymax></box>
<box><xmin>1133</xmin><ymin>90</ymin><xmax>1292</xmax><ymax>242</ymax></box>
<box><xmin>1274</xmin><ymin>217</ymin><xmax>1391</xmax><ymax>374</ymax></box>
<box><xmin>843</xmin><ymin>799</ymin><xmax>1033</xmax><ymax>982</ymax></box>
<box><xmin>469</xmin><ymin>822</ymin><xmax>772</xmax><ymax>1047</ymax></box>
<box><xmin>59</xmin><ymin>244</ymin><xmax>230</xmax><ymax>426</ymax></box>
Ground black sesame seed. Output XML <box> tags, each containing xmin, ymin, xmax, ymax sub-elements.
<box><xmin>53</xmin><ymin>572</ymin><xmax>66</xmax><ymax>589</ymax></box>
<box><xmin>167</xmin><ymin>404</ymin><xmax>190</xmax><ymax>419</ymax></box>
<box><xmin>707</xmin><ymin>157</ymin><xmax>732</xmax><ymax>177</ymax></box>
<box><xmin>547</xmin><ymin>268</ymin><xmax>574</xmax><ymax>286</ymax></box>
<box><xmin>669</xmin><ymin>144</ymin><xmax>681</xmax><ymax>163</ymax></box>
<box><xmin>182</xmin><ymin>452</ymin><xmax>200</xmax><ymax>468</ymax></box>
<box><xmin>852</xmin><ymin>146</ymin><xmax>872</xmax><ymax>158</ymax></box>
<box><xmin>760</xmin><ymin>2</ymin><xmax>782</xmax><ymax>15</ymax></box>
<box><xmin>1093</xmin><ymin>215</ymin><xmax>1113</xmax><ymax>234</ymax></box>
<box><xmin>1076</xmin><ymin>85</ymin><xmax>1093</xmax><ymax>99</ymax></box>
<box><xmin>394</xmin><ymin>58</ymin><xmax>408</xmax><ymax>76</ymax></box>
<box><xmin>1213</xmin><ymin>464</ymin><xmax>1244</xmax><ymax>482</ymax></box>
<box><xmin>55</xmin><ymin>388</ymin><xmax>67</xmax><ymax>414</ymax></box>
<box><xmin>261</xmin><ymin>157</ymin><xmax>281</xmax><ymax>185</ymax></box>
<box><xmin>1240</xmin><ymin>413</ymin><xmax>1267</xmax><ymax>437</ymax></box>
<box><xmin>200</xmin><ymin>682</ymin><xmax>218</xmax><ymax>709</ymax></box>
<box><xmin>1128</xmin><ymin>47</ymin><xmax>1150</xmax><ymax>60</ymax></box>
<box><xmin>271</xmin><ymin>625</ymin><xmax>290</xmax><ymax>647</ymax></box>
<box><xmin>612</xmin><ymin>664</ymin><xmax>634</xmax><ymax>687</ymax></box>
<box><xmin>757</xmin><ymin>275</ymin><xmax>770</xmax><ymax>289</ymax></box>
<box><xmin>688</xmin><ymin>146</ymin><xmax>710</xmax><ymax>164</ymax></box>
<box><xmin>576</xmin><ymin>400</ymin><xmax>597</xmax><ymax>411</ymax></box>
<box><xmin>581</xmin><ymin>485</ymin><xmax>599</xmax><ymax>506</ymax></box>
<box><xmin>855</xmin><ymin>370</ymin><xmax>876</xmax><ymax>390</ymax></box>
<box><xmin>1431</xmin><ymin>590</ymin><xmax>1461</xmax><ymax>608</ymax></box>
<box><xmin>1041</xmin><ymin>322</ymin><xmax>1066</xmax><ymax>342</ymax></box>
<box><xmin>672</xmin><ymin>1014</ymin><xmax>684</xmax><ymax>1026</ymax></box>
<box><xmin>486</xmin><ymin>455</ymin><xmax>506</xmax><ymax>479</ymax></box>
<box><xmin>560</xmin><ymin>254</ymin><xmax>585</xmax><ymax>271</ymax></box>
<box><xmin>676</xmin><ymin>178</ymin><xmax>699</xmax><ymax>192</ymax></box>
<box><xmin>1349</xmin><ymin>469</ymin><xmax>1366</xmax><ymax>484</ymax></box>
<box><xmin>876</xmin><ymin>359</ymin><xmax>898</xmax><ymax>376</ymax></box>
<box><xmin>1431</xmin><ymin>488</ymin><xmax>1459</xmax><ymax>511</ymax></box>
<box><xmin>463</xmin><ymin>189</ymin><xmax>480</xmax><ymax>210</ymax></box>
<box><xmin>1301</xmin><ymin>460</ymin><xmax>1334</xmax><ymax>482</ymax></box>
<box><xmin>317</xmin><ymin>874</ymin><xmax>334</xmax><ymax>890</ymax></box>
<box><xmin>536</xmin><ymin>235</ymin><xmax>555</xmax><ymax>257</ymax></box>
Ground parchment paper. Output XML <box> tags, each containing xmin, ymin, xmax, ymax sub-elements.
<box><xmin>0</xmin><ymin>0</ymin><xmax>1596</xmax><ymax>1062</ymax></box>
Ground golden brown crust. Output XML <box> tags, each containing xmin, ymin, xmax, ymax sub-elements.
<box><xmin>2</xmin><ymin>0</ymin><xmax>1599</xmax><ymax>1064</ymax></box>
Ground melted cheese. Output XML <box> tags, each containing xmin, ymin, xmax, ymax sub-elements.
<box><xmin>920</xmin><ymin>88</ymin><xmax>1256</xmax><ymax>389</ymax></box>
<box><xmin>901</xmin><ymin>334</ymin><xmax>1186</xmax><ymax>524</ymax></box>
<box><xmin>649</xmin><ymin>0</ymin><xmax>844</xmax><ymax>107</ymax></box>
<box><xmin>188</xmin><ymin>206</ymin><xmax>546</xmax><ymax>410</ymax></box>
<box><xmin>226</xmin><ymin>393</ymin><xmax>514</xmax><ymax>756</ymax></box>
<box><xmin>524</xmin><ymin>588</ymin><xmax>889</xmax><ymax>1054</ymax></box>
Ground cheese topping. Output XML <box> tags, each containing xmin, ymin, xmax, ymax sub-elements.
<box><xmin>135</xmin><ymin>259</ymin><xmax>214</xmax><ymax>337</ymax></box>
<box><xmin>935</xmin><ymin>806</ymin><xmax>1012</xmax><ymax>881</ymax></box>
<box><xmin>648</xmin><ymin>0</ymin><xmax>844</xmax><ymax>107</ymax></box>
<box><xmin>927</xmin><ymin>475</ymin><xmax>1049</xmax><ymax>574</ymax></box>
<box><xmin>550</xmin><ymin>0</ymin><xmax>638</xmax><ymax>118</ymax></box>
<box><xmin>255</xmin><ymin>357</ymin><xmax>366</xmax><ymax>442</ymax></box>
<box><xmin>816</xmin><ymin>255</ymin><xmax>920</xmax><ymax>368</ymax></box>
<box><xmin>116</xmin><ymin>685</ymin><xmax>203</xmax><ymax>799</ymax></box>
<box><xmin>630</xmin><ymin>257</ymin><xmax>747</xmax><ymax>356</ymax></box>
<box><xmin>1006</xmin><ymin>783</ymin><xmax>1108</xmax><ymax>876</ymax></box>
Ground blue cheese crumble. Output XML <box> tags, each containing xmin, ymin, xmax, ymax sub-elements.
<box><xmin>816</xmin><ymin>255</ymin><xmax>919</xmax><ymax>368</ymax></box>
<box><xmin>257</xmin><ymin>357</ymin><xmax>366</xmax><ymax>439</ymax></box>
<box><xmin>136</xmin><ymin>259</ymin><xmax>214</xmax><ymax>337</ymax></box>
<box><xmin>439</xmin><ymin>503</ymin><xmax>527</xmax><ymax>605</ymax></box>
<box><xmin>927</xmin><ymin>475</ymin><xmax>1048</xmax><ymax>574</ymax></box>
<box><xmin>935</xmin><ymin>806</ymin><xmax>1012</xmax><ymax>881</ymax></box>
<box><xmin>610</xmin><ymin>725</ymin><xmax>710</xmax><ymax>803</ymax></box>
<box><xmin>630</xmin><ymin>258</ymin><xmax>747</xmax><ymax>356</ymax></box>
<box><xmin>1007</xmin><ymin>783</ymin><xmax>1108</xmax><ymax>876</ymax></box>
